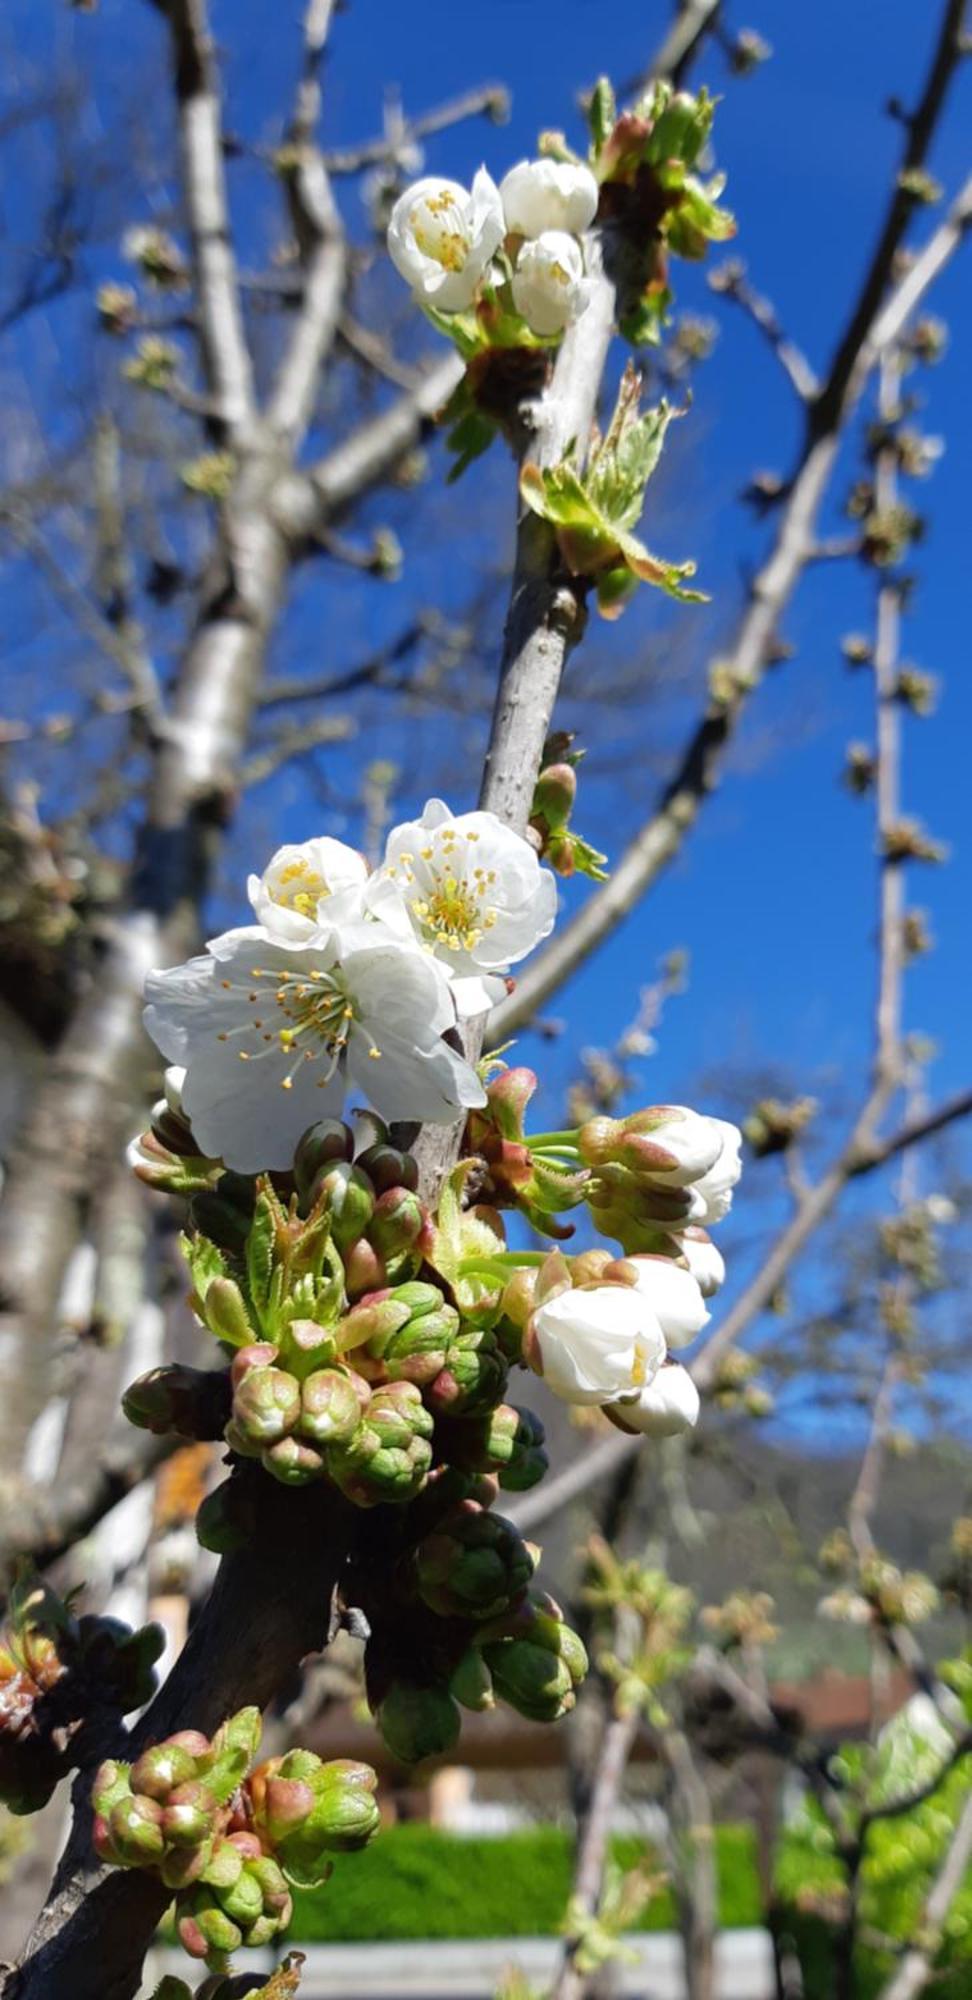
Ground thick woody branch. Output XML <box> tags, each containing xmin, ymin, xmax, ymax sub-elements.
<box><xmin>267</xmin><ymin>0</ymin><xmax>348</xmax><ymax>440</ymax></box>
<box><xmin>150</xmin><ymin>0</ymin><xmax>255</xmax><ymax>433</ymax></box>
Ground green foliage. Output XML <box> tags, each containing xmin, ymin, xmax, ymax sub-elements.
<box><xmin>286</xmin><ymin>1824</ymin><xmax>761</xmax><ymax>1941</ymax></box>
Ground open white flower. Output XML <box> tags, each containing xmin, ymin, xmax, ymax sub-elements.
<box><xmin>615</xmin><ymin>1363</ymin><xmax>700</xmax><ymax>1437</ymax></box>
<box><xmin>626</xmin><ymin>1256</ymin><xmax>710</xmax><ymax>1348</ymax></box>
<box><xmin>374</xmin><ymin>798</ymin><xmax>557</xmax><ymax>1016</ymax></box>
<box><xmin>387</xmin><ymin>170</ymin><xmax>504</xmax><ymax>312</ymax></box>
<box><xmin>669</xmin><ymin>1228</ymin><xmax>726</xmax><ymax>1298</ymax></box>
<box><xmin>511</xmin><ymin>231</ymin><xmax>588</xmax><ymax>338</ymax></box>
<box><xmin>500</xmin><ymin>159</ymin><xmax>599</xmax><ymax>238</ymax></box>
<box><xmin>691</xmin><ymin>1118</ymin><xmax>743</xmax><ymax>1224</ymax></box>
<box><xmin>247</xmin><ymin>837</ymin><xmax>368</xmax><ymax>943</ymax></box>
<box><xmin>533</xmin><ymin>1285</ymin><xmax>666</xmax><ymax>1407</ymax></box>
<box><xmin>143</xmin><ymin>919</ymin><xmax>484</xmax><ymax>1173</ymax></box>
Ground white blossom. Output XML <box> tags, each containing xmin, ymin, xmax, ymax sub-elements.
<box><xmin>616</xmin><ymin>1363</ymin><xmax>700</xmax><ymax>1437</ymax></box>
<box><xmin>143</xmin><ymin>918</ymin><xmax>484</xmax><ymax>1173</ymax></box>
<box><xmin>670</xmin><ymin>1228</ymin><xmax>726</xmax><ymax>1297</ymax></box>
<box><xmin>374</xmin><ymin>798</ymin><xmax>557</xmax><ymax>1016</ymax></box>
<box><xmin>511</xmin><ymin>231</ymin><xmax>588</xmax><ymax>338</ymax></box>
<box><xmin>626</xmin><ymin>1256</ymin><xmax>710</xmax><ymax>1348</ymax></box>
<box><xmin>630</xmin><ymin>1106</ymin><xmax>726</xmax><ymax>1186</ymax></box>
<box><xmin>691</xmin><ymin>1118</ymin><xmax>743</xmax><ymax>1224</ymax></box>
<box><xmin>500</xmin><ymin>158</ymin><xmax>599</xmax><ymax>238</ymax></box>
<box><xmin>247</xmin><ymin>837</ymin><xmax>368</xmax><ymax>943</ymax></box>
<box><xmin>387</xmin><ymin>170</ymin><xmax>504</xmax><ymax>312</ymax></box>
<box><xmin>533</xmin><ymin>1285</ymin><xmax>666</xmax><ymax>1407</ymax></box>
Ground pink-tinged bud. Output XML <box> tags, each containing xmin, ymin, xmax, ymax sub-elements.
<box><xmin>298</xmin><ymin>1369</ymin><xmax>362</xmax><ymax>1445</ymax></box>
<box><xmin>121</xmin><ymin>1363</ymin><xmax>231</xmax><ymax>1441</ymax></box>
<box><xmin>486</xmin><ymin>1067</ymin><xmax>538</xmax><ymax>1142</ymax></box>
<box><xmin>282</xmin><ymin>1319</ymin><xmax>338</xmax><ymax>1372</ymax></box>
<box><xmin>177</xmin><ymin>1893</ymin><xmax>242</xmax><ymax>1958</ymax></box>
<box><xmin>159</xmin><ymin>1781</ymin><xmax>220</xmax><ymax>1847</ymax></box>
<box><xmin>368</xmin><ymin>1187</ymin><xmax>427</xmax><ymax>1261</ymax></box>
<box><xmin>262</xmin><ymin>1776</ymin><xmax>316</xmax><ymax>1842</ymax></box>
<box><xmin>231</xmin><ymin>1366</ymin><xmax>301</xmax><ymax>1446</ymax></box>
<box><xmin>108</xmin><ymin>1793</ymin><xmax>165</xmax><ymax>1865</ymax></box>
<box><xmin>199</xmin><ymin>1835</ymin><xmax>244</xmax><ymax>1891</ymax></box>
<box><xmin>344</xmin><ymin>1238</ymin><xmax>387</xmax><ymax>1299</ymax></box>
<box><xmin>130</xmin><ymin>1742</ymin><xmax>198</xmax><ymax>1801</ymax></box>
<box><xmin>230</xmin><ymin>1343</ymin><xmax>279</xmax><ymax>1391</ymax></box>
<box><xmin>569</xmin><ymin>1249</ymin><xmax>616</xmax><ymax>1287</ymax></box>
<box><xmin>261</xmin><ymin>1435</ymin><xmax>326</xmax><ymax>1486</ymax></box>
<box><xmin>167</xmin><ymin>1731</ymin><xmax>212</xmax><ymax>1761</ymax></box>
<box><xmin>499</xmin><ymin>1267</ymin><xmax>539</xmax><ymax>1334</ymax></box>
<box><xmin>92</xmin><ymin>1814</ymin><xmax>116</xmax><ymax>1863</ymax></box>
<box><xmin>160</xmin><ymin>1840</ymin><xmax>213</xmax><ymax>1891</ymax></box>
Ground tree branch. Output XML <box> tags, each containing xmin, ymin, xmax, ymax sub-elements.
<box><xmin>151</xmin><ymin>0</ymin><xmax>256</xmax><ymax>433</ymax></box>
<box><xmin>489</xmin><ymin>95</ymin><xmax>972</xmax><ymax>1049</ymax></box>
<box><xmin>874</xmin><ymin>1789</ymin><xmax>972</xmax><ymax>2000</ymax></box>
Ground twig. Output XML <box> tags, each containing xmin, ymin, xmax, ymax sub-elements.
<box><xmin>240</xmin><ymin>710</ymin><xmax>356</xmax><ymax>788</ymax></box>
<box><xmin>712</xmin><ymin>262</ymin><xmax>819</xmax><ymax>401</ymax></box>
<box><xmin>552</xmin><ymin>1707</ymin><xmax>641</xmax><ymax>2000</ymax></box>
<box><xmin>267</xmin><ymin>0</ymin><xmax>347</xmax><ymax>440</ymax></box>
<box><xmin>322</xmin><ymin>83</ymin><xmax>509</xmax><ymax>175</ymax></box>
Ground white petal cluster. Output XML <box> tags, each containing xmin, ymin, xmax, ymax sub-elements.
<box><xmin>387</xmin><ymin>170</ymin><xmax>505</xmax><ymax>312</ymax></box>
<box><xmin>141</xmin><ymin>804</ymin><xmax>557</xmax><ymax>1171</ymax></box>
<box><xmin>533</xmin><ymin>1110</ymin><xmax>744</xmax><ymax>1443</ymax></box>
<box><xmin>386</xmin><ymin>156</ymin><xmax>599</xmax><ymax>342</ymax></box>
<box><xmin>373</xmin><ymin>798</ymin><xmax>557</xmax><ymax>1017</ymax></box>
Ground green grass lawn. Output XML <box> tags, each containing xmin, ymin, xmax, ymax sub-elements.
<box><xmin>288</xmin><ymin>1824</ymin><xmax>763</xmax><ymax>1941</ymax></box>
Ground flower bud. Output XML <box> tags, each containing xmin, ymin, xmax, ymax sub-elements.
<box><xmin>532</xmin><ymin>762</ymin><xmax>577</xmax><ymax>833</ymax></box>
<box><xmin>343</xmin><ymin>1238</ymin><xmax>387</xmax><ymax>1299</ymax></box>
<box><xmin>425</xmin><ymin>1329</ymin><xmax>507</xmax><ymax>1417</ymax></box>
<box><xmin>450</xmin><ymin>1649</ymin><xmax>495</xmax><ymax>1712</ymax></box>
<box><xmin>310</xmin><ymin>1162</ymin><xmax>375</xmax><ymax>1250</ymax></box>
<box><xmin>159</xmin><ymin>1780</ymin><xmax>221</xmax><ymax>1848</ymax></box>
<box><xmin>297</xmin><ymin>1369</ymin><xmax>363</xmax><ymax>1445</ymax></box>
<box><xmin>108</xmin><ymin>1793</ymin><xmax>166</xmax><ymax>1865</ymax></box>
<box><xmin>293</xmin><ymin>1120</ymin><xmax>354</xmax><ymax>1202</ymax></box>
<box><xmin>670</xmin><ymin>1227</ymin><xmax>725</xmax><ymax>1298</ymax></box>
<box><xmin>130</xmin><ymin>1741</ymin><xmax>199</xmax><ymax>1801</ymax></box>
<box><xmin>377</xmin><ymin>1682</ymin><xmax>461</xmax><ymax>1765</ymax></box>
<box><xmin>367</xmin><ymin>1187</ymin><xmax>427</xmax><ymax>1264</ymax></box>
<box><xmin>261</xmin><ymin>1435</ymin><xmax>326</xmax><ymax>1486</ymax></box>
<box><xmin>231</xmin><ymin>1365</ymin><xmax>301</xmax><ymax>1447</ymax></box>
<box><xmin>612</xmin><ymin>1361</ymin><xmax>701</xmax><ymax>1437</ymax></box>
<box><xmin>327</xmin><ymin>1384</ymin><xmax>433</xmax><ymax>1506</ymax></box>
<box><xmin>177</xmin><ymin>1889</ymin><xmax>243</xmax><ymax>1958</ymax></box>
<box><xmin>483</xmin><ymin>1638</ymin><xmax>576</xmax><ymax>1722</ymax></box>
<box><xmin>356</xmin><ymin>1144</ymin><xmax>419</xmax><ymax>1194</ymax></box>
<box><xmin>625</xmin><ymin>1256</ymin><xmax>709</xmax><ymax>1349</ymax></box>
<box><xmin>500</xmin><ymin>158</ymin><xmax>599</xmax><ymax>238</ymax></box>
<box><xmin>442</xmin><ymin>1404</ymin><xmax>547</xmax><ymax>1491</ymax></box>
<box><xmin>122</xmin><ymin>1363</ymin><xmax>231</xmax><ymax>1440</ymax></box>
<box><xmin>414</xmin><ymin>1506</ymin><xmax>536</xmax><ymax>1621</ymax></box>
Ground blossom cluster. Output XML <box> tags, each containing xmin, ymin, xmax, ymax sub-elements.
<box><xmin>140</xmin><ymin>800</ymin><xmax>555</xmax><ymax>1173</ymax></box>
<box><xmin>387</xmin><ymin>157</ymin><xmax>599</xmax><ymax>340</ymax></box>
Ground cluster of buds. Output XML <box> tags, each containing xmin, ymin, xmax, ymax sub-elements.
<box><xmin>528</xmin><ymin>735</ymin><xmax>608</xmax><ymax>881</ymax></box>
<box><xmin>742</xmin><ymin>1096</ymin><xmax>816</xmax><ymax>1158</ymax></box>
<box><xmin>0</xmin><ymin>1571</ymin><xmax>164</xmax><ymax>1815</ymax></box>
<box><xmin>701</xmin><ymin>1590</ymin><xmax>778</xmax><ymax>1651</ymax></box>
<box><xmin>94</xmin><ymin>1710</ymin><xmax>378</xmax><ymax>1966</ymax></box>
<box><xmin>818</xmin><ymin>1544</ymin><xmax>940</xmax><ymax>1631</ymax></box>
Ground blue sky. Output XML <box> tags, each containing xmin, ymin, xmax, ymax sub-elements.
<box><xmin>5</xmin><ymin>0</ymin><xmax>971</xmax><ymax>1440</ymax></box>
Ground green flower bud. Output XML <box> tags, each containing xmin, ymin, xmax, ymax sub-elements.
<box><xmin>527</xmin><ymin>1610</ymin><xmax>589</xmax><ymax>1685</ymax></box>
<box><xmin>443</xmin><ymin>1404</ymin><xmax>547</xmax><ymax>1490</ymax></box>
<box><xmin>450</xmin><ymin>1648</ymin><xmax>495</xmax><ymax>1712</ymax></box>
<box><xmin>298</xmin><ymin>1368</ymin><xmax>364</xmax><ymax>1445</ymax></box>
<box><xmin>344</xmin><ymin>1239</ymin><xmax>386</xmax><ymax>1298</ymax></box>
<box><xmin>532</xmin><ymin>762</ymin><xmax>576</xmax><ymax>833</ymax></box>
<box><xmin>160</xmin><ymin>1780</ymin><xmax>220</xmax><ymax>1847</ymax></box>
<box><xmin>294</xmin><ymin>1120</ymin><xmax>354</xmax><ymax>1203</ymax></box>
<box><xmin>414</xmin><ymin>1507</ymin><xmax>536</xmax><ymax>1621</ymax></box>
<box><xmin>425</xmin><ymin>1330</ymin><xmax>507</xmax><ymax>1418</ymax></box>
<box><xmin>377</xmin><ymin>1683</ymin><xmax>460</xmax><ymax>1765</ymax></box>
<box><xmin>367</xmin><ymin>1188</ymin><xmax>427</xmax><ymax>1264</ymax></box>
<box><xmin>108</xmin><ymin>1793</ymin><xmax>165</xmax><ymax>1865</ymax></box>
<box><xmin>262</xmin><ymin>1435</ymin><xmax>326</xmax><ymax>1486</ymax></box>
<box><xmin>219</xmin><ymin>1863</ymin><xmax>266</xmax><ymax>1926</ymax></box>
<box><xmin>279</xmin><ymin>1318</ymin><xmax>338</xmax><ymax>1377</ymax></box>
<box><xmin>201</xmin><ymin>1836</ymin><xmax>244</xmax><ymax>1892</ymax></box>
<box><xmin>338</xmin><ymin>1293</ymin><xmax>410</xmax><ymax>1354</ymax></box>
<box><xmin>311</xmin><ymin>1162</ymin><xmax>375</xmax><ymax>1250</ymax></box>
<box><xmin>231</xmin><ymin>1365</ymin><xmax>301</xmax><ymax>1446</ymax></box>
<box><xmin>204</xmin><ymin>1277</ymin><xmax>256</xmax><ymax>1348</ymax></box>
<box><xmin>356</xmin><ymin>1144</ymin><xmax>419</xmax><ymax>1194</ymax></box>
<box><xmin>199</xmin><ymin>1708</ymin><xmax>262</xmax><ymax>1804</ymax></box>
<box><xmin>483</xmin><ymin>1638</ymin><xmax>576</xmax><ymax>1722</ymax></box>
<box><xmin>327</xmin><ymin>1384</ymin><xmax>433</xmax><ymax>1506</ymax></box>
<box><xmin>177</xmin><ymin>1888</ymin><xmax>242</xmax><ymax>1959</ymax></box>
<box><xmin>160</xmin><ymin>1839</ymin><xmax>214</xmax><ymax>1892</ymax></box>
<box><xmin>92</xmin><ymin>1759</ymin><xmax>132</xmax><ymax>1819</ymax></box>
<box><xmin>130</xmin><ymin>1742</ymin><xmax>199</xmax><ymax>1801</ymax></box>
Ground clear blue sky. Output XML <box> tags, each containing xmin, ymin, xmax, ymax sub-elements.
<box><xmin>6</xmin><ymin>0</ymin><xmax>971</xmax><ymax>1441</ymax></box>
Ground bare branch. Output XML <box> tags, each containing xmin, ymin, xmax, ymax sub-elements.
<box><xmin>710</xmin><ymin>259</ymin><xmax>819</xmax><ymax>400</ymax></box>
<box><xmin>151</xmin><ymin>0</ymin><xmax>256</xmax><ymax>432</ymax></box>
<box><xmin>323</xmin><ymin>83</ymin><xmax>510</xmax><ymax>175</ymax></box>
<box><xmin>267</xmin><ymin>0</ymin><xmax>348</xmax><ymax>440</ymax></box>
